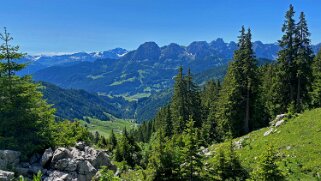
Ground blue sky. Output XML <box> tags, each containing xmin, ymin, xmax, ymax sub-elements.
<box><xmin>1</xmin><ymin>0</ymin><xmax>320</xmax><ymax>54</ymax></box>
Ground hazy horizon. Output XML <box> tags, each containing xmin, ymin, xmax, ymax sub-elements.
<box><xmin>2</xmin><ymin>0</ymin><xmax>321</xmax><ymax>54</ymax></box>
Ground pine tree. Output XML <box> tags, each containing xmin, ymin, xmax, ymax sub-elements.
<box><xmin>257</xmin><ymin>64</ymin><xmax>276</xmax><ymax>124</ymax></box>
<box><xmin>0</xmin><ymin>28</ymin><xmax>56</xmax><ymax>156</ymax></box>
<box><xmin>180</xmin><ymin>117</ymin><xmax>203</xmax><ymax>181</ymax></box>
<box><xmin>109</xmin><ymin>129</ymin><xmax>117</xmax><ymax>149</ymax></box>
<box><xmin>0</xmin><ymin>27</ymin><xmax>25</xmax><ymax>78</ymax></box>
<box><xmin>164</xmin><ymin>106</ymin><xmax>173</xmax><ymax>137</ymax></box>
<box><xmin>273</xmin><ymin>4</ymin><xmax>298</xmax><ymax>115</ymax></box>
<box><xmin>250</xmin><ymin>146</ymin><xmax>285</xmax><ymax>181</ymax></box>
<box><xmin>205</xmin><ymin>142</ymin><xmax>247</xmax><ymax>180</ymax></box>
<box><xmin>115</xmin><ymin>127</ymin><xmax>141</xmax><ymax>167</ymax></box>
<box><xmin>216</xmin><ymin>26</ymin><xmax>258</xmax><ymax>138</ymax></box>
<box><xmin>147</xmin><ymin>130</ymin><xmax>178</xmax><ymax>180</ymax></box>
<box><xmin>185</xmin><ymin>68</ymin><xmax>202</xmax><ymax>128</ymax></box>
<box><xmin>310</xmin><ymin>49</ymin><xmax>321</xmax><ymax>106</ymax></box>
<box><xmin>294</xmin><ymin>12</ymin><xmax>314</xmax><ymax>111</ymax></box>
<box><xmin>171</xmin><ymin>66</ymin><xmax>188</xmax><ymax>133</ymax></box>
<box><xmin>94</xmin><ymin>131</ymin><xmax>100</xmax><ymax>144</ymax></box>
<box><xmin>243</xmin><ymin>28</ymin><xmax>259</xmax><ymax>132</ymax></box>
<box><xmin>202</xmin><ymin>80</ymin><xmax>221</xmax><ymax>144</ymax></box>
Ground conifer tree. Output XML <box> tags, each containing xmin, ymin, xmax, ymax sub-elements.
<box><xmin>216</xmin><ymin>26</ymin><xmax>258</xmax><ymax>138</ymax></box>
<box><xmin>180</xmin><ymin>117</ymin><xmax>202</xmax><ymax>181</ymax></box>
<box><xmin>185</xmin><ymin>68</ymin><xmax>202</xmax><ymax>128</ymax></box>
<box><xmin>273</xmin><ymin>4</ymin><xmax>298</xmax><ymax>114</ymax></box>
<box><xmin>243</xmin><ymin>28</ymin><xmax>259</xmax><ymax>132</ymax></box>
<box><xmin>250</xmin><ymin>146</ymin><xmax>284</xmax><ymax>180</ymax></box>
<box><xmin>294</xmin><ymin>12</ymin><xmax>314</xmax><ymax>111</ymax></box>
<box><xmin>109</xmin><ymin>129</ymin><xmax>118</xmax><ymax>149</ymax></box>
<box><xmin>310</xmin><ymin>49</ymin><xmax>321</xmax><ymax>107</ymax></box>
<box><xmin>94</xmin><ymin>131</ymin><xmax>100</xmax><ymax>144</ymax></box>
<box><xmin>205</xmin><ymin>142</ymin><xmax>247</xmax><ymax>180</ymax></box>
<box><xmin>147</xmin><ymin>130</ymin><xmax>178</xmax><ymax>180</ymax></box>
<box><xmin>115</xmin><ymin>127</ymin><xmax>141</xmax><ymax>167</ymax></box>
<box><xmin>202</xmin><ymin>80</ymin><xmax>221</xmax><ymax>144</ymax></box>
<box><xmin>0</xmin><ymin>28</ymin><xmax>56</xmax><ymax>155</ymax></box>
<box><xmin>171</xmin><ymin>66</ymin><xmax>188</xmax><ymax>133</ymax></box>
<box><xmin>164</xmin><ymin>106</ymin><xmax>173</xmax><ymax>137</ymax></box>
<box><xmin>0</xmin><ymin>27</ymin><xmax>25</xmax><ymax>78</ymax></box>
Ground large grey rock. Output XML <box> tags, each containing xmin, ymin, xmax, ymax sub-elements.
<box><xmin>77</xmin><ymin>160</ymin><xmax>96</xmax><ymax>175</ymax></box>
<box><xmin>75</xmin><ymin>142</ymin><xmax>86</xmax><ymax>151</ymax></box>
<box><xmin>270</xmin><ymin>114</ymin><xmax>287</xmax><ymax>126</ymax></box>
<box><xmin>70</xmin><ymin>148</ymin><xmax>85</xmax><ymax>160</ymax></box>
<box><xmin>52</xmin><ymin>158</ymin><xmax>78</xmax><ymax>172</ymax></box>
<box><xmin>41</xmin><ymin>144</ymin><xmax>114</xmax><ymax>181</ymax></box>
<box><xmin>89</xmin><ymin>151</ymin><xmax>113</xmax><ymax>169</ymax></box>
<box><xmin>275</xmin><ymin>119</ymin><xmax>285</xmax><ymax>127</ymax></box>
<box><xmin>275</xmin><ymin>114</ymin><xmax>287</xmax><ymax>122</ymax></box>
<box><xmin>44</xmin><ymin>170</ymin><xmax>73</xmax><ymax>181</ymax></box>
<box><xmin>51</xmin><ymin>148</ymin><xmax>71</xmax><ymax>164</ymax></box>
<box><xmin>0</xmin><ymin>150</ymin><xmax>21</xmax><ymax>170</ymax></box>
<box><xmin>41</xmin><ymin>148</ymin><xmax>53</xmax><ymax>167</ymax></box>
<box><xmin>264</xmin><ymin>128</ymin><xmax>274</xmax><ymax>136</ymax></box>
<box><xmin>0</xmin><ymin>170</ymin><xmax>14</xmax><ymax>181</ymax></box>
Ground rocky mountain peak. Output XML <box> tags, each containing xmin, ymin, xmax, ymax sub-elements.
<box><xmin>131</xmin><ymin>41</ymin><xmax>161</xmax><ymax>60</ymax></box>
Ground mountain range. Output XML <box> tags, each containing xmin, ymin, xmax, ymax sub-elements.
<box><xmin>17</xmin><ymin>48</ymin><xmax>128</xmax><ymax>75</ymax></box>
<box><xmin>22</xmin><ymin>39</ymin><xmax>321</xmax><ymax>121</ymax></box>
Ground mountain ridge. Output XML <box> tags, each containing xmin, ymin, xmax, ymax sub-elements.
<box><xmin>21</xmin><ymin>39</ymin><xmax>321</xmax><ymax>76</ymax></box>
<box><xmin>31</xmin><ymin>39</ymin><xmax>321</xmax><ymax>102</ymax></box>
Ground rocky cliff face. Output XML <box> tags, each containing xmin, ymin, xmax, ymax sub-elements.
<box><xmin>0</xmin><ymin>142</ymin><xmax>115</xmax><ymax>181</ymax></box>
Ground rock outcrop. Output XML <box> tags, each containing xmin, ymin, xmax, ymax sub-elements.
<box><xmin>41</xmin><ymin>148</ymin><xmax>53</xmax><ymax>167</ymax></box>
<box><xmin>0</xmin><ymin>170</ymin><xmax>14</xmax><ymax>181</ymax></box>
<box><xmin>0</xmin><ymin>150</ymin><xmax>21</xmax><ymax>170</ymax></box>
<box><xmin>0</xmin><ymin>142</ymin><xmax>114</xmax><ymax>181</ymax></box>
<box><xmin>264</xmin><ymin>113</ymin><xmax>288</xmax><ymax>136</ymax></box>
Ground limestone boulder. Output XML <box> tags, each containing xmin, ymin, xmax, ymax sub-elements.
<box><xmin>41</xmin><ymin>148</ymin><xmax>53</xmax><ymax>167</ymax></box>
<box><xmin>0</xmin><ymin>150</ymin><xmax>21</xmax><ymax>170</ymax></box>
<box><xmin>0</xmin><ymin>170</ymin><xmax>14</xmax><ymax>181</ymax></box>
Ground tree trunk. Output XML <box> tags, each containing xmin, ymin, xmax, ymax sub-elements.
<box><xmin>244</xmin><ymin>81</ymin><xmax>250</xmax><ymax>133</ymax></box>
<box><xmin>297</xmin><ymin>76</ymin><xmax>301</xmax><ymax>112</ymax></box>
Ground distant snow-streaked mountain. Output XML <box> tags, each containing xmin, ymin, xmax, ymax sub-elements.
<box><xmin>30</xmin><ymin>39</ymin><xmax>321</xmax><ymax>97</ymax></box>
<box><xmin>17</xmin><ymin>48</ymin><xmax>128</xmax><ymax>75</ymax></box>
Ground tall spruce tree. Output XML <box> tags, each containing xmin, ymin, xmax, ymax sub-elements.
<box><xmin>180</xmin><ymin>117</ymin><xmax>202</xmax><ymax>181</ymax></box>
<box><xmin>202</xmin><ymin>80</ymin><xmax>220</xmax><ymax>144</ymax></box>
<box><xmin>216</xmin><ymin>26</ymin><xmax>258</xmax><ymax>138</ymax></box>
<box><xmin>294</xmin><ymin>12</ymin><xmax>314</xmax><ymax>111</ymax></box>
<box><xmin>171</xmin><ymin>67</ymin><xmax>201</xmax><ymax>134</ymax></box>
<box><xmin>185</xmin><ymin>68</ymin><xmax>202</xmax><ymax>128</ymax></box>
<box><xmin>250</xmin><ymin>146</ymin><xmax>285</xmax><ymax>180</ymax></box>
<box><xmin>310</xmin><ymin>49</ymin><xmax>321</xmax><ymax>107</ymax></box>
<box><xmin>273</xmin><ymin>4</ymin><xmax>298</xmax><ymax>114</ymax></box>
<box><xmin>171</xmin><ymin>66</ymin><xmax>188</xmax><ymax>133</ymax></box>
<box><xmin>164</xmin><ymin>106</ymin><xmax>173</xmax><ymax>137</ymax></box>
<box><xmin>109</xmin><ymin>129</ymin><xmax>117</xmax><ymax>149</ymax></box>
<box><xmin>243</xmin><ymin>28</ymin><xmax>259</xmax><ymax>132</ymax></box>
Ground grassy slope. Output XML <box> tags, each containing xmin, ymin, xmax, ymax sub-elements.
<box><xmin>209</xmin><ymin>108</ymin><xmax>321</xmax><ymax>180</ymax></box>
<box><xmin>79</xmin><ymin>115</ymin><xmax>137</xmax><ymax>138</ymax></box>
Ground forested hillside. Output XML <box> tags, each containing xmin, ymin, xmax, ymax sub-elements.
<box><xmin>40</xmin><ymin>82</ymin><xmax>136</xmax><ymax>120</ymax></box>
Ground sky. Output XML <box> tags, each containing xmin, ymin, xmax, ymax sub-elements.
<box><xmin>1</xmin><ymin>0</ymin><xmax>321</xmax><ymax>55</ymax></box>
